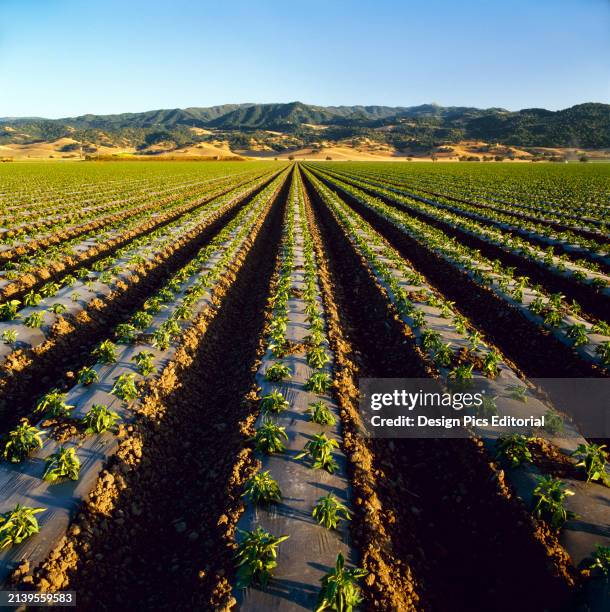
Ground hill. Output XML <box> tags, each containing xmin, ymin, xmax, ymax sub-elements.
<box><xmin>1</xmin><ymin>102</ymin><xmax>608</xmax><ymax>158</ymax></box>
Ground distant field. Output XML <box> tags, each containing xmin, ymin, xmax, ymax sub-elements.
<box><xmin>0</xmin><ymin>160</ymin><xmax>608</xmax><ymax>610</ymax></box>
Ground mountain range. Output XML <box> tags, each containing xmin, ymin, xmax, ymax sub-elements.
<box><xmin>1</xmin><ymin>101</ymin><xmax>608</xmax><ymax>153</ymax></box>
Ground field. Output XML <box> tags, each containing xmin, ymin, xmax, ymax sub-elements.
<box><xmin>0</xmin><ymin>160</ymin><xmax>608</xmax><ymax>611</ymax></box>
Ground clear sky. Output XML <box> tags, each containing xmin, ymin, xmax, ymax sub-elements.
<box><xmin>1</xmin><ymin>0</ymin><xmax>608</xmax><ymax>118</ymax></box>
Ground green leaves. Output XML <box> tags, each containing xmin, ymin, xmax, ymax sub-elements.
<box><xmin>315</xmin><ymin>553</ymin><xmax>367</xmax><ymax>612</ymax></box>
<box><xmin>532</xmin><ymin>476</ymin><xmax>576</xmax><ymax>530</ymax></box>
<box><xmin>92</xmin><ymin>339</ymin><xmax>118</xmax><ymax>364</ymax></box>
<box><xmin>82</xmin><ymin>404</ymin><xmax>120</xmax><ymax>434</ymax></box>
<box><xmin>496</xmin><ymin>434</ymin><xmax>533</xmax><ymax>468</ymax></box>
<box><xmin>572</xmin><ymin>443</ymin><xmax>610</xmax><ymax>486</ymax></box>
<box><xmin>250</xmin><ymin>422</ymin><xmax>288</xmax><ymax>455</ymax></box>
<box><xmin>34</xmin><ymin>389</ymin><xmax>74</xmax><ymax>419</ymax></box>
<box><xmin>296</xmin><ymin>433</ymin><xmax>339</xmax><ymax>473</ymax></box>
<box><xmin>234</xmin><ymin>528</ymin><xmax>289</xmax><ymax>589</ymax></box>
<box><xmin>264</xmin><ymin>362</ymin><xmax>291</xmax><ymax>382</ymax></box>
<box><xmin>242</xmin><ymin>471</ymin><xmax>282</xmax><ymax>505</ymax></box>
<box><xmin>0</xmin><ymin>505</ymin><xmax>45</xmax><ymax>549</ymax></box>
<box><xmin>111</xmin><ymin>373</ymin><xmax>139</xmax><ymax>403</ymax></box>
<box><xmin>313</xmin><ymin>494</ymin><xmax>351</xmax><ymax>530</ymax></box>
<box><xmin>259</xmin><ymin>390</ymin><xmax>289</xmax><ymax>414</ymax></box>
<box><xmin>43</xmin><ymin>446</ymin><xmax>80</xmax><ymax>482</ymax></box>
<box><xmin>2</xmin><ymin>420</ymin><xmax>44</xmax><ymax>463</ymax></box>
<box><xmin>307</xmin><ymin>401</ymin><xmax>336</xmax><ymax>426</ymax></box>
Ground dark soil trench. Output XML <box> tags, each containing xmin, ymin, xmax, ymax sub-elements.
<box><xmin>302</xmin><ymin>169</ymin><xmax>575</xmax><ymax>612</ymax></box>
<box><xmin>41</xmin><ymin>176</ymin><xmax>289</xmax><ymax>610</ymax></box>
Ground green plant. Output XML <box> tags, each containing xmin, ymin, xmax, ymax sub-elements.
<box><xmin>151</xmin><ymin>329</ymin><xmax>171</xmax><ymax>350</ymax></box>
<box><xmin>49</xmin><ymin>303</ymin><xmax>67</xmax><ymax>315</ymax></box>
<box><xmin>587</xmin><ymin>545</ymin><xmax>610</xmax><ymax>577</ymax></box>
<box><xmin>532</xmin><ymin>476</ymin><xmax>576</xmax><ymax>529</ymax></box>
<box><xmin>307</xmin><ymin>346</ymin><xmax>331</xmax><ymax>369</ymax></box>
<box><xmin>23</xmin><ymin>291</ymin><xmax>42</xmax><ymax>307</ymax></box>
<box><xmin>315</xmin><ymin>553</ymin><xmax>367</xmax><ymax>612</ymax></box>
<box><xmin>234</xmin><ymin>527</ymin><xmax>289</xmax><ymax>589</ymax></box>
<box><xmin>242</xmin><ymin>470</ymin><xmax>282</xmax><ymax>505</ymax></box>
<box><xmin>43</xmin><ymin>446</ymin><xmax>80</xmax><ymax>482</ymax></box>
<box><xmin>506</xmin><ymin>384</ymin><xmax>528</xmax><ymax>402</ymax></box>
<box><xmin>260</xmin><ymin>390</ymin><xmax>289</xmax><ymax>414</ymax></box>
<box><xmin>77</xmin><ymin>366</ymin><xmax>99</xmax><ymax>386</ymax></box>
<box><xmin>296</xmin><ymin>433</ymin><xmax>339</xmax><ymax>473</ymax></box>
<box><xmin>0</xmin><ymin>505</ymin><xmax>45</xmax><ymax>549</ymax></box>
<box><xmin>482</xmin><ymin>351</ymin><xmax>501</xmax><ymax>378</ymax></box>
<box><xmin>82</xmin><ymin>404</ymin><xmax>120</xmax><ymax>434</ymax></box>
<box><xmin>312</xmin><ymin>493</ymin><xmax>351</xmax><ymax>529</ymax></box>
<box><xmin>0</xmin><ymin>300</ymin><xmax>21</xmax><ymax>321</ymax></box>
<box><xmin>571</xmin><ymin>444</ymin><xmax>610</xmax><ymax>486</ymax></box>
<box><xmin>111</xmin><ymin>373</ymin><xmax>139</xmax><ymax>402</ymax></box>
<box><xmin>23</xmin><ymin>311</ymin><xmax>45</xmax><ymax>328</ymax></box>
<box><xmin>565</xmin><ymin>323</ymin><xmax>589</xmax><ymax>347</ymax></box>
<box><xmin>596</xmin><ymin>342</ymin><xmax>610</xmax><ymax>365</ymax></box>
<box><xmin>34</xmin><ymin>389</ymin><xmax>74</xmax><ymax>418</ymax></box>
<box><xmin>265</xmin><ymin>362</ymin><xmax>291</xmax><ymax>382</ymax></box>
<box><xmin>496</xmin><ymin>434</ymin><xmax>533</xmax><ymax>467</ymax></box>
<box><xmin>448</xmin><ymin>364</ymin><xmax>474</xmax><ymax>387</ymax></box>
<box><xmin>114</xmin><ymin>323</ymin><xmax>138</xmax><ymax>344</ymax></box>
<box><xmin>474</xmin><ymin>394</ymin><xmax>498</xmax><ymax>418</ymax></box>
<box><xmin>131</xmin><ymin>310</ymin><xmax>153</xmax><ymax>330</ymax></box>
<box><xmin>433</xmin><ymin>342</ymin><xmax>453</xmax><ymax>367</ymax></box>
<box><xmin>307</xmin><ymin>401</ymin><xmax>336</xmax><ymax>426</ymax></box>
<box><xmin>543</xmin><ymin>410</ymin><xmax>564</xmax><ymax>435</ymax></box>
<box><xmin>306</xmin><ymin>371</ymin><xmax>333</xmax><ymax>394</ymax></box>
<box><xmin>2</xmin><ymin>420</ymin><xmax>43</xmax><ymax>462</ymax></box>
<box><xmin>132</xmin><ymin>351</ymin><xmax>156</xmax><ymax>376</ymax></box>
<box><xmin>2</xmin><ymin>329</ymin><xmax>18</xmax><ymax>345</ymax></box>
<box><xmin>92</xmin><ymin>339</ymin><xmax>118</xmax><ymax>364</ymax></box>
<box><xmin>250</xmin><ymin>422</ymin><xmax>288</xmax><ymax>454</ymax></box>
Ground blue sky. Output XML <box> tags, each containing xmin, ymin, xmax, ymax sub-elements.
<box><xmin>1</xmin><ymin>0</ymin><xmax>608</xmax><ymax>117</ymax></box>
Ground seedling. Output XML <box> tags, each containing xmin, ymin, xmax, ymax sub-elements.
<box><xmin>111</xmin><ymin>373</ymin><xmax>139</xmax><ymax>402</ymax></box>
<box><xmin>151</xmin><ymin>329</ymin><xmax>171</xmax><ymax>350</ymax></box>
<box><xmin>307</xmin><ymin>401</ymin><xmax>336</xmax><ymax>426</ymax></box>
<box><xmin>506</xmin><ymin>384</ymin><xmax>528</xmax><ymax>402</ymax></box>
<box><xmin>532</xmin><ymin>476</ymin><xmax>576</xmax><ymax>530</ymax></box>
<box><xmin>496</xmin><ymin>435</ymin><xmax>533</xmax><ymax>468</ymax></box>
<box><xmin>265</xmin><ymin>362</ymin><xmax>291</xmax><ymax>382</ymax></box>
<box><xmin>34</xmin><ymin>389</ymin><xmax>74</xmax><ymax>418</ymax></box>
<box><xmin>312</xmin><ymin>493</ymin><xmax>351</xmax><ymax>529</ymax></box>
<box><xmin>482</xmin><ymin>351</ymin><xmax>501</xmax><ymax>378</ymax></box>
<box><xmin>307</xmin><ymin>346</ymin><xmax>331</xmax><ymax>369</ymax></box>
<box><xmin>315</xmin><ymin>553</ymin><xmax>367</xmax><ymax>612</ymax></box>
<box><xmin>2</xmin><ymin>329</ymin><xmax>18</xmax><ymax>345</ymax></box>
<box><xmin>242</xmin><ymin>470</ymin><xmax>282</xmax><ymax>505</ymax></box>
<box><xmin>433</xmin><ymin>343</ymin><xmax>453</xmax><ymax>368</ymax></box>
<box><xmin>543</xmin><ymin>410</ymin><xmax>564</xmax><ymax>435</ymax></box>
<box><xmin>0</xmin><ymin>300</ymin><xmax>21</xmax><ymax>321</ymax></box>
<box><xmin>571</xmin><ymin>443</ymin><xmax>610</xmax><ymax>486</ymax></box>
<box><xmin>595</xmin><ymin>342</ymin><xmax>610</xmax><ymax>365</ymax></box>
<box><xmin>132</xmin><ymin>351</ymin><xmax>156</xmax><ymax>376</ymax></box>
<box><xmin>2</xmin><ymin>420</ymin><xmax>44</xmax><ymax>462</ymax></box>
<box><xmin>587</xmin><ymin>545</ymin><xmax>610</xmax><ymax>577</ymax></box>
<box><xmin>250</xmin><ymin>422</ymin><xmax>288</xmax><ymax>454</ymax></box>
<box><xmin>92</xmin><ymin>339</ymin><xmax>118</xmax><ymax>364</ymax></box>
<box><xmin>23</xmin><ymin>311</ymin><xmax>45</xmax><ymax>329</ymax></box>
<box><xmin>260</xmin><ymin>390</ymin><xmax>289</xmax><ymax>414</ymax></box>
<box><xmin>82</xmin><ymin>404</ymin><xmax>120</xmax><ymax>434</ymax></box>
<box><xmin>114</xmin><ymin>323</ymin><xmax>137</xmax><ymax>344</ymax></box>
<box><xmin>296</xmin><ymin>433</ymin><xmax>339</xmax><ymax>473</ymax></box>
<box><xmin>77</xmin><ymin>366</ymin><xmax>99</xmax><ymax>386</ymax></box>
<box><xmin>131</xmin><ymin>310</ymin><xmax>153</xmax><ymax>330</ymax></box>
<box><xmin>448</xmin><ymin>364</ymin><xmax>474</xmax><ymax>387</ymax></box>
<box><xmin>49</xmin><ymin>303</ymin><xmax>67</xmax><ymax>315</ymax></box>
<box><xmin>565</xmin><ymin>323</ymin><xmax>589</xmax><ymax>347</ymax></box>
<box><xmin>421</xmin><ymin>329</ymin><xmax>442</xmax><ymax>351</ymax></box>
<box><xmin>234</xmin><ymin>527</ymin><xmax>289</xmax><ymax>589</ymax></box>
<box><xmin>43</xmin><ymin>446</ymin><xmax>80</xmax><ymax>482</ymax></box>
<box><xmin>23</xmin><ymin>291</ymin><xmax>42</xmax><ymax>307</ymax></box>
<box><xmin>306</xmin><ymin>371</ymin><xmax>333</xmax><ymax>394</ymax></box>
<box><xmin>0</xmin><ymin>505</ymin><xmax>45</xmax><ymax>549</ymax></box>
